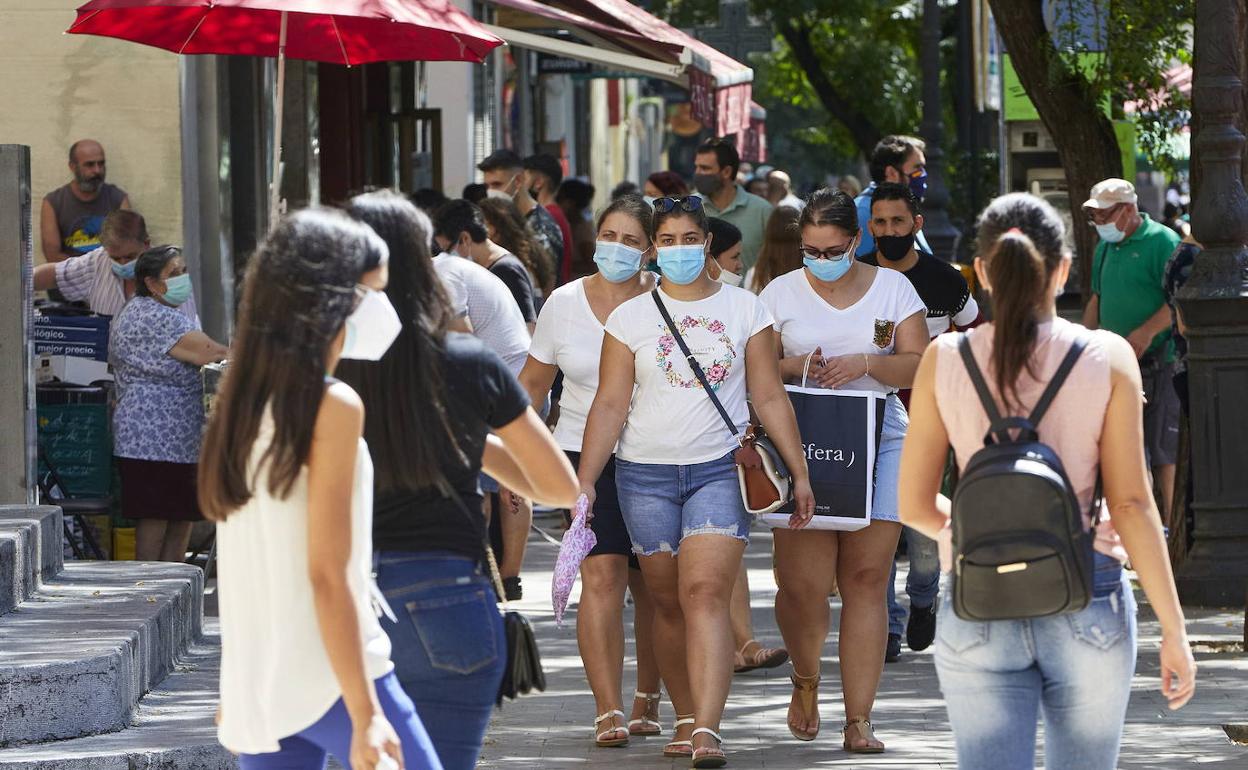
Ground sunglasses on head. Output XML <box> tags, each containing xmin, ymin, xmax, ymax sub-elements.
<box><xmin>653</xmin><ymin>196</ymin><xmax>704</xmax><ymax>214</ymax></box>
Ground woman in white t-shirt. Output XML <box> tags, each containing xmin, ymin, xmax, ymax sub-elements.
<box><xmin>757</xmin><ymin>188</ymin><xmax>927</xmax><ymax>752</ymax></box>
<box><xmin>518</xmin><ymin>196</ymin><xmax>664</xmax><ymax>748</ymax></box>
<box><xmin>577</xmin><ymin>196</ymin><xmax>815</xmax><ymax>768</ymax></box>
<box><xmin>199</xmin><ymin>210</ymin><xmax>440</xmax><ymax>769</ymax></box>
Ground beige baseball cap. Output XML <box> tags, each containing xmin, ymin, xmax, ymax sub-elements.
<box><xmin>1083</xmin><ymin>178</ymin><xmax>1138</xmax><ymax>210</ymax></box>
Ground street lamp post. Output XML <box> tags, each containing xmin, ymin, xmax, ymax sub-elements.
<box><xmin>920</xmin><ymin>0</ymin><xmax>959</xmax><ymax>260</ymax></box>
<box><xmin>1174</xmin><ymin>0</ymin><xmax>1248</xmax><ymax>607</ymax></box>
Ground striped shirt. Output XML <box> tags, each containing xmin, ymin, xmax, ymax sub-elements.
<box><xmin>54</xmin><ymin>247</ymin><xmax>199</xmax><ymax>325</ymax></box>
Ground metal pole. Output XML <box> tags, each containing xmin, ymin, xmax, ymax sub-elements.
<box><xmin>920</xmin><ymin>0</ymin><xmax>960</xmax><ymax>260</ymax></box>
<box><xmin>0</xmin><ymin>145</ymin><xmax>36</xmax><ymax>504</ymax></box>
<box><xmin>268</xmin><ymin>11</ymin><xmax>288</xmax><ymax>229</ymax></box>
<box><xmin>1173</xmin><ymin>0</ymin><xmax>1248</xmax><ymax>607</ymax></box>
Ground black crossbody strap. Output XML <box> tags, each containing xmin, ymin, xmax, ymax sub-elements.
<box><xmin>651</xmin><ymin>289</ymin><xmax>739</xmax><ymax>439</ymax></box>
<box><xmin>957</xmin><ymin>333</ymin><xmax>1008</xmax><ymax>441</ymax></box>
<box><xmin>1027</xmin><ymin>337</ymin><xmax>1088</xmax><ymax>428</ymax></box>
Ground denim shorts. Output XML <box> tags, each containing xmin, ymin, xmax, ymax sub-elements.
<box><xmin>870</xmin><ymin>394</ymin><xmax>908</xmax><ymax>522</ymax></box>
<box><xmin>614</xmin><ymin>450</ymin><xmax>751</xmax><ymax>556</ymax></box>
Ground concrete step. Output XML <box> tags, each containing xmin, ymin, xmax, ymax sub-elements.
<box><xmin>0</xmin><ymin>507</ymin><xmax>64</xmax><ymax>616</ymax></box>
<box><xmin>0</xmin><ymin>561</ymin><xmax>203</xmax><ymax>746</ymax></box>
<box><xmin>0</xmin><ymin>631</ymin><xmax>234</xmax><ymax>769</ymax></box>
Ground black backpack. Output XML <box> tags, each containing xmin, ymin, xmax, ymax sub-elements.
<box><xmin>950</xmin><ymin>333</ymin><xmax>1098</xmax><ymax>622</ymax></box>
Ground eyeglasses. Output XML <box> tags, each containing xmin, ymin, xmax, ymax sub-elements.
<box><xmin>1085</xmin><ymin>203</ymin><xmax>1126</xmax><ymax>226</ymax></box>
<box><xmin>800</xmin><ymin>240</ymin><xmax>857</xmax><ymax>262</ymax></box>
<box><xmin>653</xmin><ymin>196</ymin><xmax>705</xmax><ymax>214</ymax></box>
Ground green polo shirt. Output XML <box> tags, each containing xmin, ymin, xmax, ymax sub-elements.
<box><xmin>1091</xmin><ymin>213</ymin><xmax>1181</xmax><ymax>362</ymax></box>
<box><xmin>703</xmin><ymin>185</ymin><xmax>774</xmax><ymax>270</ymax></box>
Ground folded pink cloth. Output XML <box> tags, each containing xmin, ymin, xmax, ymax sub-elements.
<box><xmin>553</xmin><ymin>494</ymin><xmax>596</xmax><ymax>627</ymax></box>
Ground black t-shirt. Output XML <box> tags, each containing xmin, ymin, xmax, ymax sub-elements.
<box><xmin>859</xmin><ymin>249</ymin><xmax>972</xmax><ymax>330</ymax></box>
<box><xmin>489</xmin><ymin>253</ymin><xmax>537</xmax><ymax>323</ymax></box>
<box><xmin>372</xmin><ymin>332</ymin><xmax>530</xmax><ymax>557</ymax></box>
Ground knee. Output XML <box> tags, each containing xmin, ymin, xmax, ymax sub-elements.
<box><xmin>839</xmin><ymin>564</ymin><xmax>892</xmax><ymax>600</ymax></box>
<box><xmin>580</xmin><ymin>558</ymin><xmax>628</xmax><ymax>595</ymax></box>
<box><xmin>679</xmin><ymin>577</ymin><xmax>731</xmax><ymax>613</ymax></box>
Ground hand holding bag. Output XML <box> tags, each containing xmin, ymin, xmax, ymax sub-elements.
<box><xmin>651</xmin><ymin>289</ymin><xmax>792</xmax><ymax>514</ymax></box>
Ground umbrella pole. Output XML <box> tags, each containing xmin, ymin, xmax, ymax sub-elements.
<box><xmin>268</xmin><ymin>10</ymin><xmax>288</xmax><ymax>229</ymax></box>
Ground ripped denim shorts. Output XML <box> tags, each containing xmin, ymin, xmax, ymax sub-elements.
<box><xmin>614</xmin><ymin>450</ymin><xmax>751</xmax><ymax>557</ymax></box>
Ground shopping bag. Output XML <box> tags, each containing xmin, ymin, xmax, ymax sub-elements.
<box><xmin>552</xmin><ymin>494</ymin><xmax>596</xmax><ymax>626</ymax></box>
<box><xmin>757</xmin><ymin>387</ymin><xmax>886</xmax><ymax>532</ymax></box>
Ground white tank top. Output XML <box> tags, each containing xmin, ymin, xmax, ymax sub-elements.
<box><xmin>216</xmin><ymin>414</ymin><xmax>393</xmax><ymax>754</ymax></box>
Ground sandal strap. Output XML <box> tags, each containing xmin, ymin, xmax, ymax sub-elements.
<box><xmin>628</xmin><ymin>717</ymin><xmax>661</xmax><ymax>728</ymax></box>
<box><xmin>673</xmin><ymin>717</ymin><xmax>696</xmax><ymax>727</ymax></box>
<box><xmin>844</xmin><ymin>717</ymin><xmax>873</xmax><ymax>729</ymax></box>
<box><xmin>691</xmin><ymin>727</ymin><xmax>723</xmax><ymax>745</ymax></box>
<box><xmin>790</xmin><ymin>671</ymin><xmax>820</xmax><ymax>690</ymax></box>
<box><xmin>594</xmin><ymin>709</ymin><xmax>625</xmax><ymax>726</ymax></box>
<box><xmin>736</xmin><ymin>639</ymin><xmax>758</xmax><ymax>656</ymax></box>
<box><xmin>634</xmin><ymin>690</ymin><xmax>662</xmax><ymax>700</ymax></box>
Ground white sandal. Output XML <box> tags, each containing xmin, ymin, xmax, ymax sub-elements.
<box><xmin>691</xmin><ymin>727</ymin><xmax>726</xmax><ymax>768</ymax></box>
<box><xmin>594</xmin><ymin>709</ymin><xmax>629</xmax><ymax>747</ymax></box>
<box><xmin>662</xmin><ymin>714</ymin><xmax>696</xmax><ymax>757</ymax></box>
<box><xmin>628</xmin><ymin>691</ymin><xmax>662</xmax><ymax>736</ymax></box>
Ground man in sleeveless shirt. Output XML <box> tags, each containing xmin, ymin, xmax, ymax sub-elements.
<box><xmin>41</xmin><ymin>140</ymin><xmax>130</xmax><ymax>263</ymax></box>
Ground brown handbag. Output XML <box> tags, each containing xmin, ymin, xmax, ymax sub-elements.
<box><xmin>651</xmin><ymin>290</ymin><xmax>792</xmax><ymax>514</ymax></box>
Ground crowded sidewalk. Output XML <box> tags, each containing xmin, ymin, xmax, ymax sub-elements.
<box><xmin>479</xmin><ymin>522</ymin><xmax>1247</xmax><ymax>769</ymax></box>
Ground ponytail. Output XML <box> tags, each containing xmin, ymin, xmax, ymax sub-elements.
<box><xmin>973</xmin><ymin>193</ymin><xmax>1068</xmax><ymax>411</ymax></box>
<box><xmin>987</xmin><ymin>231</ymin><xmax>1047</xmax><ymax>409</ymax></box>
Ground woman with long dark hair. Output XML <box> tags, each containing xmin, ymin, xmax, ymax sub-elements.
<box><xmin>479</xmin><ymin>195</ymin><xmax>556</xmax><ymax>297</ymax></box>
<box><xmin>576</xmin><ymin>195</ymin><xmax>815</xmax><ymax>767</ymax></box>
<box><xmin>201</xmin><ymin>209</ymin><xmax>440</xmax><ymax>769</ymax></box>
<box><xmin>899</xmin><ymin>193</ymin><xmax>1196</xmax><ymax>769</ymax></box>
<box><xmin>758</xmin><ymin>188</ymin><xmax>928</xmax><ymax>751</ymax></box>
<box><xmin>518</xmin><ymin>196</ymin><xmax>664</xmax><ymax>749</ymax></box>
<box><xmin>746</xmin><ymin>206</ymin><xmax>803</xmax><ymax>294</ymax></box>
<box><xmin>336</xmin><ymin>191</ymin><xmax>579</xmax><ymax>770</ymax></box>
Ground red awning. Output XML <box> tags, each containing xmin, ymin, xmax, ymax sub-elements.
<box><xmin>742</xmin><ymin>101</ymin><xmax>767</xmax><ymax>163</ymax></box>
<box><xmin>544</xmin><ymin>0</ymin><xmax>754</xmax><ymax>135</ymax></box>
<box><xmin>487</xmin><ymin>0</ymin><xmax>684</xmax><ymax>62</ymax></box>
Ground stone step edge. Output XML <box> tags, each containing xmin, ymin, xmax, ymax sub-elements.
<box><xmin>0</xmin><ymin>634</ymin><xmax>233</xmax><ymax>770</ymax></box>
<box><xmin>0</xmin><ymin>561</ymin><xmax>203</xmax><ymax>748</ymax></box>
<box><xmin>0</xmin><ymin>507</ymin><xmax>64</xmax><ymax>617</ymax></box>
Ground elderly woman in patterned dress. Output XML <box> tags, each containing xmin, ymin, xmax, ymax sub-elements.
<box><xmin>110</xmin><ymin>246</ymin><xmax>228</xmax><ymax>562</ymax></box>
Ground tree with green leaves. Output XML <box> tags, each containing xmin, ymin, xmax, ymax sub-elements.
<box><xmin>989</xmin><ymin>0</ymin><xmax>1194</xmax><ymax>298</ymax></box>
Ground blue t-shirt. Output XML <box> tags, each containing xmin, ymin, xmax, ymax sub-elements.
<box><xmin>111</xmin><ymin>297</ymin><xmax>204</xmax><ymax>463</ymax></box>
<box><xmin>855</xmin><ymin>182</ymin><xmax>932</xmax><ymax>257</ymax></box>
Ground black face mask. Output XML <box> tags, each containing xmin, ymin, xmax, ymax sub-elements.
<box><xmin>876</xmin><ymin>233</ymin><xmax>916</xmax><ymax>262</ymax></box>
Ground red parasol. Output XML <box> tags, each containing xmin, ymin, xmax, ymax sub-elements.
<box><xmin>68</xmin><ymin>0</ymin><xmax>504</xmax><ymax>224</ymax></box>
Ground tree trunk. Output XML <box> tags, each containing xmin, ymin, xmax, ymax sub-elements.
<box><xmin>777</xmin><ymin>19</ymin><xmax>884</xmax><ymax>158</ymax></box>
<box><xmin>988</xmin><ymin>0</ymin><xmax>1124</xmax><ymax>302</ymax></box>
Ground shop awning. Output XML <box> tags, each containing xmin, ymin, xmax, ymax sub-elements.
<box><xmin>482</xmin><ymin>23</ymin><xmax>686</xmax><ymax>83</ymax></box>
<box><xmin>484</xmin><ymin>0</ymin><xmax>754</xmax><ymax>136</ymax></box>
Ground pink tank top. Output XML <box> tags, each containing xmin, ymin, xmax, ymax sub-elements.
<box><xmin>932</xmin><ymin>317</ymin><xmax>1126</xmax><ymax>572</ymax></box>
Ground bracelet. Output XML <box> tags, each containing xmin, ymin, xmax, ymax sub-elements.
<box><xmin>863</xmin><ymin>353</ymin><xmax>870</xmax><ymax>375</ymax></box>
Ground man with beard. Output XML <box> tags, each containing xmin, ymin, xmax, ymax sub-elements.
<box><xmin>694</xmin><ymin>137</ymin><xmax>773</xmax><ymax>270</ymax></box>
<box><xmin>42</xmin><ymin>140</ymin><xmax>130</xmax><ymax>263</ymax></box>
<box><xmin>478</xmin><ymin>149</ymin><xmax>564</xmax><ymax>273</ymax></box>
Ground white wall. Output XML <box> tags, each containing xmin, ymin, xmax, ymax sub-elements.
<box><xmin>422</xmin><ymin>0</ymin><xmax>477</xmax><ymax>198</ymax></box>
<box><xmin>0</xmin><ymin>1</ymin><xmax>183</xmax><ymax>262</ymax></box>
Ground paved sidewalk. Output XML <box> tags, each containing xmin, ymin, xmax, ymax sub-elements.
<box><xmin>478</xmin><ymin>524</ymin><xmax>1247</xmax><ymax>769</ymax></box>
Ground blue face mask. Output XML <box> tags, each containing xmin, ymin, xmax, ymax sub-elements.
<box><xmin>1095</xmin><ymin>222</ymin><xmax>1126</xmax><ymax>243</ymax></box>
<box><xmin>656</xmin><ymin>244</ymin><xmax>708</xmax><ymax>285</ymax></box>
<box><xmin>593</xmin><ymin>240</ymin><xmax>644</xmax><ymax>283</ymax></box>
<box><xmin>160</xmin><ymin>273</ymin><xmax>193</xmax><ymax>306</ymax></box>
<box><xmin>907</xmin><ymin>168</ymin><xmax>929</xmax><ymax>201</ymax></box>
<box><xmin>804</xmin><ymin>255</ymin><xmax>853</xmax><ymax>283</ymax></box>
<box><xmin>111</xmin><ymin>260</ymin><xmax>137</xmax><ymax>280</ymax></box>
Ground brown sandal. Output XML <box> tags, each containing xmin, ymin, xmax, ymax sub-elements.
<box><xmin>788</xmin><ymin>670</ymin><xmax>820</xmax><ymax>741</ymax></box>
<box><xmin>842</xmin><ymin>718</ymin><xmax>884</xmax><ymax>753</ymax></box>
<box><xmin>733</xmin><ymin>639</ymin><xmax>789</xmax><ymax>674</ymax></box>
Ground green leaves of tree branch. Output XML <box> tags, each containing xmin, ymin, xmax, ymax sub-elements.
<box><xmin>1049</xmin><ymin>0</ymin><xmax>1193</xmax><ymax>174</ymax></box>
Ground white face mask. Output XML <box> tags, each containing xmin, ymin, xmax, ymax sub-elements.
<box><xmin>340</xmin><ymin>286</ymin><xmax>402</xmax><ymax>361</ymax></box>
<box><xmin>716</xmin><ymin>269</ymin><xmax>743</xmax><ymax>287</ymax></box>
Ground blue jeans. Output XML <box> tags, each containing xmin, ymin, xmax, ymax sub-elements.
<box><xmin>614</xmin><ymin>450</ymin><xmax>751</xmax><ymax>556</ymax></box>
<box><xmin>886</xmin><ymin>526</ymin><xmax>941</xmax><ymax>635</ymax></box>
<box><xmin>374</xmin><ymin>552</ymin><xmax>506</xmax><ymax>770</ymax></box>
<box><xmin>239</xmin><ymin>673</ymin><xmax>441</xmax><ymax>769</ymax></box>
<box><xmin>934</xmin><ymin>556</ymin><xmax>1136</xmax><ymax>770</ymax></box>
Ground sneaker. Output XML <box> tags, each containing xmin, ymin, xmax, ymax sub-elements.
<box><xmin>906</xmin><ymin>602</ymin><xmax>937</xmax><ymax>652</ymax></box>
<box><xmin>885</xmin><ymin>633</ymin><xmax>902</xmax><ymax>663</ymax></box>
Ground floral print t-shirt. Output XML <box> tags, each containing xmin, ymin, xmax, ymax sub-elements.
<box><xmin>110</xmin><ymin>296</ymin><xmax>205</xmax><ymax>464</ymax></box>
<box><xmin>604</xmin><ymin>283</ymin><xmax>773</xmax><ymax>465</ymax></box>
